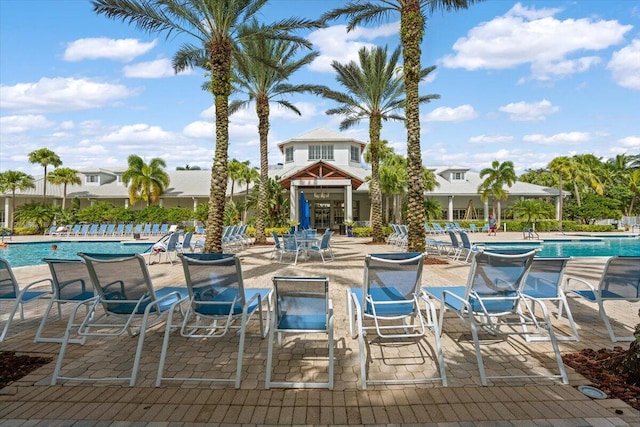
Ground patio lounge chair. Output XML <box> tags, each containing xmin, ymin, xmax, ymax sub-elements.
<box><xmin>521</xmin><ymin>257</ymin><xmax>579</xmax><ymax>342</ymax></box>
<box><xmin>347</xmin><ymin>252</ymin><xmax>447</xmax><ymax>389</ymax></box>
<box><xmin>422</xmin><ymin>249</ymin><xmax>569</xmax><ymax>386</ymax></box>
<box><xmin>147</xmin><ymin>232</ymin><xmax>180</xmax><ymax>265</ymax></box>
<box><xmin>50</xmin><ymin>253</ymin><xmax>187</xmax><ymax>386</ymax></box>
<box><xmin>0</xmin><ymin>257</ymin><xmax>52</xmax><ymax>342</ymax></box>
<box><xmin>565</xmin><ymin>256</ymin><xmax>640</xmax><ymax>342</ymax></box>
<box><xmin>308</xmin><ymin>230</ymin><xmax>334</xmax><ymax>263</ymax></box>
<box><xmin>156</xmin><ymin>253</ymin><xmax>272</xmax><ymax>388</ymax></box>
<box><xmin>265</xmin><ymin>277</ymin><xmax>334</xmax><ymax>389</ymax></box>
<box><xmin>35</xmin><ymin>258</ymin><xmax>96</xmax><ymax>343</ymax></box>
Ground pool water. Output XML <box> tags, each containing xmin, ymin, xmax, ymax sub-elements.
<box><xmin>485</xmin><ymin>237</ymin><xmax>640</xmax><ymax>258</ymax></box>
<box><xmin>0</xmin><ymin>241</ymin><xmax>154</xmax><ymax>268</ymax></box>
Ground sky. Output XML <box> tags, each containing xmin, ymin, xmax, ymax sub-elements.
<box><xmin>1</xmin><ymin>0</ymin><xmax>639</xmax><ymax>178</ymax></box>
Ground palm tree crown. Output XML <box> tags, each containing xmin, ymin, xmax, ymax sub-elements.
<box><xmin>478</xmin><ymin>160</ymin><xmax>517</xmax><ymax>225</ymax></box>
<box><xmin>0</xmin><ymin>170</ymin><xmax>36</xmax><ymax>231</ymax></box>
<box><xmin>47</xmin><ymin>167</ymin><xmax>81</xmax><ymax>209</ymax></box>
<box><xmin>28</xmin><ymin>147</ymin><xmax>62</xmax><ymax>203</ymax></box>
<box><xmin>122</xmin><ymin>155</ymin><xmax>170</xmax><ymax>207</ymax></box>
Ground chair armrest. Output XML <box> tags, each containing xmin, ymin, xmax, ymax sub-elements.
<box><xmin>22</xmin><ymin>278</ymin><xmax>54</xmax><ymax>294</ymax></box>
<box><xmin>441</xmin><ymin>289</ymin><xmax>471</xmax><ymax>310</ymax></box>
<box><xmin>564</xmin><ymin>275</ymin><xmax>596</xmax><ymax>294</ymax></box>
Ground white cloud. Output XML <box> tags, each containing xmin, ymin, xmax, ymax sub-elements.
<box><xmin>99</xmin><ymin>123</ymin><xmax>175</xmax><ymax>143</ymax></box>
<box><xmin>123</xmin><ymin>58</ymin><xmax>193</xmax><ymax>78</ymax></box>
<box><xmin>424</xmin><ymin>105</ymin><xmax>477</xmax><ymax>122</ymax></box>
<box><xmin>499</xmin><ymin>99</ymin><xmax>559</xmax><ymax>121</ymax></box>
<box><xmin>64</xmin><ymin>37</ymin><xmax>157</xmax><ymax>62</ymax></box>
<box><xmin>469</xmin><ymin>134</ymin><xmax>514</xmax><ymax>144</ymax></box>
<box><xmin>607</xmin><ymin>39</ymin><xmax>640</xmax><ymax>90</ymax></box>
<box><xmin>183</xmin><ymin>121</ymin><xmax>215</xmax><ymax>139</ymax></box>
<box><xmin>308</xmin><ymin>22</ymin><xmax>399</xmax><ymax>72</ymax></box>
<box><xmin>0</xmin><ymin>77</ymin><xmax>134</xmax><ymax>113</ymax></box>
<box><xmin>523</xmin><ymin>132</ymin><xmax>591</xmax><ymax>145</ymax></box>
<box><xmin>441</xmin><ymin>2</ymin><xmax>632</xmax><ymax>81</ymax></box>
<box><xmin>0</xmin><ymin>115</ymin><xmax>54</xmax><ymax>134</ymax></box>
<box><xmin>617</xmin><ymin>136</ymin><xmax>640</xmax><ymax>148</ymax></box>
<box><xmin>58</xmin><ymin>121</ymin><xmax>74</xmax><ymax>130</ymax></box>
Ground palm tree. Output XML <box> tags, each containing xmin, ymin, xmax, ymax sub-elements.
<box><xmin>93</xmin><ymin>0</ymin><xmax>322</xmax><ymax>253</ymax></box>
<box><xmin>121</xmin><ymin>155</ymin><xmax>170</xmax><ymax>207</ymax></box>
<box><xmin>27</xmin><ymin>147</ymin><xmax>62</xmax><ymax>203</ymax></box>
<box><xmin>239</xmin><ymin>166</ymin><xmax>260</xmax><ymax>223</ymax></box>
<box><xmin>320</xmin><ymin>44</ymin><xmax>438</xmax><ymax>243</ymax></box>
<box><xmin>47</xmin><ymin>167</ymin><xmax>81</xmax><ymax>209</ymax></box>
<box><xmin>478</xmin><ymin>160</ymin><xmax>517</xmax><ymax>226</ymax></box>
<box><xmin>379</xmin><ymin>154</ymin><xmax>407</xmax><ymax>223</ymax></box>
<box><xmin>506</xmin><ymin>199</ymin><xmax>555</xmax><ymax>226</ymax></box>
<box><xmin>0</xmin><ymin>170</ymin><xmax>35</xmax><ymax>231</ymax></box>
<box><xmin>230</xmin><ymin>32</ymin><xmax>322</xmax><ymax>243</ymax></box>
<box><xmin>227</xmin><ymin>159</ymin><xmax>246</xmax><ymax>202</ymax></box>
<box><xmin>323</xmin><ymin>0</ymin><xmax>482</xmax><ymax>252</ymax></box>
<box><xmin>548</xmin><ymin>156</ymin><xmax>571</xmax><ymax>231</ymax></box>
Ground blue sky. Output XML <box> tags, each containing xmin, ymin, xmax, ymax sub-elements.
<box><xmin>1</xmin><ymin>0</ymin><xmax>638</xmax><ymax>177</ymax></box>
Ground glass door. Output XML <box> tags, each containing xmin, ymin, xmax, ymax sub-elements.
<box><xmin>314</xmin><ymin>202</ymin><xmax>330</xmax><ymax>230</ymax></box>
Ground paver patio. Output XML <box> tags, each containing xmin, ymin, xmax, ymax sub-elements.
<box><xmin>1</xmin><ymin>232</ymin><xmax>638</xmax><ymax>426</ymax></box>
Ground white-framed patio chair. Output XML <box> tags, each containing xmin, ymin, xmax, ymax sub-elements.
<box><xmin>446</xmin><ymin>230</ymin><xmax>463</xmax><ymax>261</ymax></box>
<box><xmin>35</xmin><ymin>258</ymin><xmax>96</xmax><ymax>343</ymax></box>
<box><xmin>270</xmin><ymin>231</ymin><xmax>284</xmax><ymax>260</ymax></box>
<box><xmin>280</xmin><ymin>234</ymin><xmax>303</xmax><ymax>265</ymax></box>
<box><xmin>346</xmin><ymin>252</ymin><xmax>447</xmax><ymax>389</ymax></box>
<box><xmin>156</xmin><ymin>253</ymin><xmax>272</xmax><ymax>388</ymax></box>
<box><xmin>176</xmin><ymin>231</ymin><xmax>193</xmax><ymax>253</ymax></box>
<box><xmin>308</xmin><ymin>230</ymin><xmax>334</xmax><ymax>263</ymax></box>
<box><xmin>124</xmin><ymin>223</ymin><xmax>133</xmax><ymax>235</ymax></box>
<box><xmin>266</xmin><ymin>276</ymin><xmax>334</xmax><ymax>389</ymax></box>
<box><xmin>147</xmin><ymin>232</ymin><xmax>180</xmax><ymax>265</ymax></box>
<box><xmin>0</xmin><ymin>257</ymin><xmax>53</xmax><ymax>342</ymax></box>
<box><xmin>521</xmin><ymin>257</ymin><xmax>579</xmax><ymax>342</ymax></box>
<box><xmin>51</xmin><ymin>253</ymin><xmax>188</xmax><ymax>386</ymax></box>
<box><xmin>565</xmin><ymin>256</ymin><xmax>640</xmax><ymax>342</ymax></box>
<box><xmin>114</xmin><ymin>224</ymin><xmax>125</xmax><ymax>236</ymax></box>
<box><xmin>459</xmin><ymin>231</ymin><xmax>481</xmax><ymax>263</ymax></box>
<box><xmin>422</xmin><ymin>248</ymin><xmax>569</xmax><ymax>386</ymax></box>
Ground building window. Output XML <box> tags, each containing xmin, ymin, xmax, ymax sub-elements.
<box><xmin>350</xmin><ymin>145</ymin><xmax>360</xmax><ymax>162</ymax></box>
<box><xmin>452</xmin><ymin>172</ymin><xmax>464</xmax><ymax>181</ymax></box>
<box><xmin>86</xmin><ymin>175</ymin><xmax>98</xmax><ymax>184</ymax></box>
<box><xmin>285</xmin><ymin>146</ymin><xmax>294</xmax><ymax>163</ymax></box>
<box><xmin>309</xmin><ymin>144</ymin><xmax>334</xmax><ymax>161</ymax></box>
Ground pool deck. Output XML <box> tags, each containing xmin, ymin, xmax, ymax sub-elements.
<box><xmin>1</xmin><ymin>231</ymin><xmax>639</xmax><ymax>426</ymax></box>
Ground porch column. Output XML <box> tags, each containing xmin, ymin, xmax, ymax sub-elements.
<box><xmin>3</xmin><ymin>197</ymin><xmax>9</xmax><ymax>228</ymax></box>
<box><xmin>290</xmin><ymin>184</ymin><xmax>298</xmax><ymax>224</ymax></box>
<box><xmin>484</xmin><ymin>200</ymin><xmax>489</xmax><ymax>221</ymax></box>
<box><xmin>556</xmin><ymin>195</ymin><xmax>561</xmax><ymax>220</ymax></box>
<box><xmin>159</xmin><ymin>198</ymin><xmax>164</xmax><ymax>207</ymax></box>
<box><xmin>448</xmin><ymin>196</ymin><xmax>454</xmax><ymax>222</ymax></box>
<box><xmin>345</xmin><ymin>184</ymin><xmax>353</xmax><ymax>222</ymax></box>
<box><xmin>193</xmin><ymin>198</ymin><xmax>198</xmax><ymax>226</ymax></box>
<box><xmin>124</xmin><ymin>199</ymin><xmax>129</xmax><ymax>209</ymax></box>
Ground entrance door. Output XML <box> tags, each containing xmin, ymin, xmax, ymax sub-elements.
<box><xmin>314</xmin><ymin>202</ymin><xmax>330</xmax><ymax>230</ymax></box>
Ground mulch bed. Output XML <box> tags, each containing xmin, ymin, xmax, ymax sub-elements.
<box><xmin>563</xmin><ymin>347</ymin><xmax>640</xmax><ymax>410</ymax></box>
<box><xmin>0</xmin><ymin>351</ymin><xmax>52</xmax><ymax>389</ymax></box>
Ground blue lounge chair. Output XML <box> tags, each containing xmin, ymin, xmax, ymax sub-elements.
<box><xmin>51</xmin><ymin>253</ymin><xmax>187</xmax><ymax>386</ymax></box>
<box><xmin>0</xmin><ymin>258</ymin><xmax>53</xmax><ymax>342</ymax></box>
<box><xmin>347</xmin><ymin>252</ymin><xmax>446</xmax><ymax>389</ymax></box>
<box><xmin>266</xmin><ymin>276</ymin><xmax>334</xmax><ymax>389</ymax></box>
<box><xmin>156</xmin><ymin>253</ymin><xmax>272</xmax><ymax>388</ymax></box>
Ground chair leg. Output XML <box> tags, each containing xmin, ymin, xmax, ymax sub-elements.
<box><xmin>0</xmin><ymin>300</ymin><xmax>23</xmax><ymax>342</ymax></box>
<box><xmin>599</xmin><ymin>300</ymin><xmax>634</xmax><ymax>342</ymax></box>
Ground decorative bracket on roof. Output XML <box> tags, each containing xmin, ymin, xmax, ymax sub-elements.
<box><xmin>278</xmin><ymin>161</ymin><xmax>364</xmax><ymax>190</ymax></box>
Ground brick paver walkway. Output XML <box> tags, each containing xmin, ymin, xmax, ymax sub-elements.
<box><xmin>1</xmin><ymin>233</ymin><xmax>638</xmax><ymax>426</ymax></box>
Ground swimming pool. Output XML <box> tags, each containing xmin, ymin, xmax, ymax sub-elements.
<box><xmin>484</xmin><ymin>237</ymin><xmax>640</xmax><ymax>258</ymax></box>
<box><xmin>0</xmin><ymin>241</ymin><xmax>154</xmax><ymax>268</ymax></box>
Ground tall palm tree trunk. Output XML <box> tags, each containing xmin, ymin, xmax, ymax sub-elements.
<box><xmin>204</xmin><ymin>39</ymin><xmax>232</xmax><ymax>253</ymax></box>
<box><xmin>42</xmin><ymin>166</ymin><xmax>48</xmax><ymax>203</ymax></box>
<box><xmin>402</xmin><ymin>0</ymin><xmax>426</xmax><ymax>252</ymax></box>
<box><xmin>62</xmin><ymin>183</ymin><xmax>67</xmax><ymax>209</ymax></box>
<box><xmin>558</xmin><ymin>175</ymin><xmax>563</xmax><ymax>231</ymax></box>
<box><xmin>255</xmin><ymin>96</ymin><xmax>270</xmax><ymax>244</ymax></box>
<box><xmin>369</xmin><ymin>116</ymin><xmax>384</xmax><ymax>243</ymax></box>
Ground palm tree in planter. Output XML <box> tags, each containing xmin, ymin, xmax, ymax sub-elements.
<box><xmin>478</xmin><ymin>160</ymin><xmax>517</xmax><ymax>227</ymax></box>
<box><xmin>93</xmin><ymin>0</ymin><xmax>323</xmax><ymax>253</ymax></box>
<box><xmin>47</xmin><ymin>167</ymin><xmax>81</xmax><ymax>209</ymax></box>
<box><xmin>0</xmin><ymin>170</ymin><xmax>35</xmax><ymax>232</ymax></box>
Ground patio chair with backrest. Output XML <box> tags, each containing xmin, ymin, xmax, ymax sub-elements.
<box><xmin>270</xmin><ymin>231</ymin><xmax>283</xmax><ymax>260</ymax></box>
<box><xmin>446</xmin><ymin>230</ymin><xmax>463</xmax><ymax>261</ymax></box>
<box><xmin>142</xmin><ymin>223</ymin><xmax>152</xmax><ymax>236</ymax></box>
<box><xmin>266</xmin><ymin>276</ymin><xmax>334</xmax><ymax>389</ymax></box>
<box><xmin>123</xmin><ymin>223</ymin><xmax>133</xmax><ymax>235</ymax></box>
<box><xmin>422</xmin><ymin>248</ymin><xmax>569</xmax><ymax>386</ymax></box>
<box><xmin>0</xmin><ymin>258</ymin><xmax>53</xmax><ymax>342</ymax></box>
<box><xmin>521</xmin><ymin>257</ymin><xmax>579</xmax><ymax>342</ymax></box>
<box><xmin>346</xmin><ymin>252</ymin><xmax>447</xmax><ymax>389</ymax></box>
<box><xmin>96</xmin><ymin>224</ymin><xmax>108</xmax><ymax>236</ymax></box>
<box><xmin>176</xmin><ymin>231</ymin><xmax>193</xmax><ymax>253</ymax></box>
<box><xmin>156</xmin><ymin>253</ymin><xmax>272</xmax><ymax>388</ymax></box>
<box><xmin>147</xmin><ymin>232</ymin><xmax>181</xmax><ymax>265</ymax></box>
<box><xmin>159</xmin><ymin>224</ymin><xmax>169</xmax><ymax>235</ymax></box>
<box><xmin>50</xmin><ymin>253</ymin><xmax>188</xmax><ymax>386</ymax></box>
<box><xmin>86</xmin><ymin>224</ymin><xmax>98</xmax><ymax>236</ymax></box>
<box><xmin>458</xmin><ymin>230</ymin><xmax>480</xmax><ymax>263</ymax></box>
<box><xmin>565</xmin><ymin>256</ymin><xmax>640</xmax><ymax>342</ymax></box>
<box><xmin>150</xmin><ymin>224</ymin><xmax>160</xmax><ymax>235</ymax></box>
<box><xmin>308</xmin><ymin>230</ymin><xmax>334</xmax><ymax>263</ymax></box>
<box><xmin>35</xmin><ymin>259</ymin><xmax>96</xmax><ymax>343</ymax></box>
<box><xmin>114</xmin><ymin>224</ymin><xmax>124</xmax><ymax>236</ymax></box>
<box><xmin>280</xmin><ymin>234</ymin><xmax>303</xmax><ymax>265</ymax></box>
<box><xmin>78</xmin><ymin>224</ymin><xmax>90</xmax><ymax>236</ymax></box>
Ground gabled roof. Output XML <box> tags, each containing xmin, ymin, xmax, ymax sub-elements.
<box><xmin>278</xmin><ymin>161</ymin><xmax>365</xmax><ymax>190</ymax></box>
<box><xmin>277</xmin><ymin>127</ymin><xmax>367</xmax><ymax>152</ymax></box>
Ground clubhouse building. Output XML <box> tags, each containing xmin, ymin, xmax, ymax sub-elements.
<box><xmin>1</xmin><ymin>128</ymin><xmax>563</xmax><ymax>231</ymax></box>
